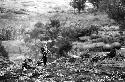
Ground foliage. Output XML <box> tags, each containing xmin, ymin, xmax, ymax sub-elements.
<box><xmin>107</xmin><ymin>4</ymin><xmax>125</xmax><ymax>23</ymax></box>
<box><xmin>34</xmin><ymin>22</ymin><xmax>44</xmax><ymax>28</ymax></box>
<box><xmin>0</xmin><ymin>25</ymin><xmax>24</xmax><ymax>41</ymax></box>
<box><xmin>55</xmin><ymin>37</ymin><xmax>72</xmax><ymax>58</ymax></box>
<box><xmin>0</xmin><ymin>28</ymin><xmax>12</xmax><ymax>41</ymax></box>
<box><xmin>23</xmin><ymin>34</ymin><xmax>32</xmax><ymax>43</ymax></box>
<box><xmin>70</xmin><ymin>0</ymin><xmax>86</xmax><ymax>13</ymax></box>
<box><xmin>0</xmin><ymin>44</ymin><xmax>9</xmax><ymax>58</ymax></box>
<box><xmin>29</xmin><ymin>28</ymin><xmax>41</xmax><ymax>40</ymax></box>
<box><xmin>49</xmin><ymin>18</ymin><xmax>60</xmax><ymax>28</ymax></box>
<box><xmin>23</xmin><ymin>23</ymin><xmax>46</xmax><ymax>59</ymax></box>
<box><xmin>0</xmin><ymin>56</ymin><xmax>11</xmax><ymax>69</ymax></box>
<box><xmin>76</xmin><ymin>25</ymin><xmax>99</xmax><ymax>38</ymax></box>
<box><xmin>89</xmin><ymin>0</ymin><xmax>125</xmax><ymax>28</ymax></box>
<box><xmin>104</xmin><ymin>0</ymin><xmax>125</xmax><ymax>40</ymax></box>
<box><xmin>45</xmin><ymin>18</ymin><xmax>60</xmax><ymax>40</ymax></box>
<box><xmin>29</xmin><ymin>22</ymin><xmax>46</xmax><ymax>40</ymax></box>
<box><xmin>97</xmin><ymin>0</ymin><xmax>109</xmax><ymax>12</ymax></box>
<box><xmin>88</xmin><ymin>0</ymin><xmax>103</xmax><ymax>10</ymax></box>
<box><xmin>60</xmin><ymin>27</ymin><xmax>79</xmax><ymax>41</ymax></box>
<box><xmin>121</xmin><ymin>0</ymin><xmax>125</xmax><ymax>5</ymax></box>
<box><xmin>1</xmin><ymin>2</ymin><xmax>125</xmax><ymax>82</ymax></box>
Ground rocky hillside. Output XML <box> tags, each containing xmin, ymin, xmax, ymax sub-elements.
<box><xmin>0</xmin><ymin>0</ymin><xmax>125</xmax><ymax>82</ymax></box>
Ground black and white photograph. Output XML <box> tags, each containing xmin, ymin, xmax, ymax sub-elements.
<box><xmin>0</xmin><ymin>0</ymin><xmax>125</xmax><ymax>82</ymax></box>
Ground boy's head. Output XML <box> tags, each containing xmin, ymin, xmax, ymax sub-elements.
<box><xmin>41</xmin><ymin>47</ymin><xmax>45</xmax><ymax>52</ymax></box>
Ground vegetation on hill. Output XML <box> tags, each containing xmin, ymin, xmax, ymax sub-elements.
<box><xmin>1</xmin><ymin>0</ymin><xmax>125</xmax><ymax>82</ymax></box>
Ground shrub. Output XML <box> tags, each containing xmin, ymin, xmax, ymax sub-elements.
<box><xmin>68</xmin><ymin>57</ymin><xmax>76</xmax><ymax>63</ymax></box>
<box><xmin>60</xmin><ymin>27</ymin><xmax>79</xmax><ymax>41</ymax></box>
<box><xmin>55</xmin><ymin>38</ymin><xmax>72</xmax><ymax>58</ymax></box>
<box><xmin>89</xmin><ymin>0</ymin><xmax>102</xmax><ymax>9</ymax></box>
<box><xmin>0</xmin><ymin>7</ymin><xmax>7</xmax><ymax>13</ymax></box>
<box><xmin>76</xmin><ymin>25</ymin><xmax>99</xmax><ymax>38</ymax></box>
<box><xmin>0</xmin><ymin>28</ymin><xmax>12</xmax><ymax>41</ymax></box>
<box><xmin>29</xmin><ymin>28</ymin><xmax>41</xmax><ymax>40</ymax></box>
<box><xmin>27</xmin><ymin>22</ymin><xmax>46</xmax><ymax>42</ymax></box>
<box><xmin>70</xmin><ymin>0</ymin><xmax>86</xmax><ymax>13</ymax></box>
<box><xmin>106</xmin><ymin>2</ymin><xmax>125</xmax><ymax>37</ymax></box>
<box><xmin>0</xmin><ymin>42</ymin><xmax>8</xmax><ymax>58</ymax></box>
<box><xmin>101</xmin><ymin>36</ymin><xmax>116</xmax><ymax>44</ymax></box>
<box><xmin>23</xmin><ymin>34</ymin><xmax>32</xmax><ymax>43</ymax></box>
<box><xmin>89</xmin><ymin>0</ymin><xmax>110</xmax><ymax>12</ymax></box>
<box><xmin>107</xmin><ymin>4</ymin><xmax>125</xmax><ymax>23</ymax></box>
<box><xmin>60</xmin><ymin>24</ymin><xmax>100</xmax><ymax>41</ymax></box>
<box><xmin>46</xmin><ymin>27</ymin><xmax>60</xmax><ymax>40</ymax></box>
<box><xmin>49</xmin><ymin>18</ymin><xmax>60</xmax><ymax>28</ymax></box>
<box><xmin>45</xmin><ymin>18</ymin><xmax>61</xmax><ymax>40</ymax></box>
<box><xmin>26</xmin><ymin>19</ymin><xmax>61</xmax><ymax>59</ymax></box>
<box><xmin>98</xmin><ymin>0</ymin><xmax>109</xmax><ymax>12</ymax></box>
<box><xmin>34</xmin><ymin>22</ymin><xmax>44</xmax><ymax>28</ymax></box>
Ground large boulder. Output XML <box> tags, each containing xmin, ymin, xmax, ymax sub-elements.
<box><xmin>120</xmin><ymin>47</ymin><xmax>125</xmax><ymax>57</ymax></box>
<box><xmin>72</xmin><ymin>42</ymin><xmax>105</xmax><ymax>52</ymax></box>
<box><xmin>91</xmin><ymin>38</ymin><xmax>103</xmax><ymax>43</ymax></box>
<box><xmin>78</xmin><ymin>36</ymin><xmax>90</xmax><ymax>42</ymax></box>
<box><xmin>90</xmin><ymin>34</ymin><xmax>100</xmax><ymax>39</ymax></box>
<box><xmin>111</xmin><ymin>42</ymin><xmax>121</xmax><ymax>50</ymax></box>
<box><xmin>102</xmin><ymin>44</ymin><xmax>112</xmax><ymax>52</ymax></box>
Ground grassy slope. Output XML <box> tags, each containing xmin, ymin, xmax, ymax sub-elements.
<box><xmin>1</xmin><ymin>12</ymin><xmax>125</xmax><ymax>82</ymax></box>
<box><xmin>0</xmin><ymin>0</ymin><xmax>125</xmax><ymax>82</ymax></box>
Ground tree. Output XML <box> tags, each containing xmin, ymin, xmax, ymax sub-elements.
<box><xmin>89</xmin><ymin>0</ymin><xmax>100</xmax><ymax>9</ymax></box>
<box><xmin>103</xmin><ymin>0</ymin><xmax>125</xmax><ymax>45</ymax></box>
<box><xmin>70</xmin><ymin>0</ymin><xmax>86</xmax><ymax>13</ymax></box>
<box><xmin>0</xmin><ymin>41</ymin><xmax>8</xmax><ymax>58</ymax></box>
<box><xmin>121</xmin><ymin>0</ymin><xmax>125</xmax><ymax>5</ymax></box>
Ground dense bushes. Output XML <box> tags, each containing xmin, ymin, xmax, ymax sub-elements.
<box><xmin>49</xmin><ymin>18</ymin><xmax>60</xmax><ymax>28</ymax></box>
<box><xmin>107</xmin><ymin>4</ymin><xmax>125</xmax><ymax>23</ymax></box>
<box><xmin>0</xmin><ymin>46</ymin><xmax>8</xmax><ymax>58</ymax></box>
<box><xmin>76</xmin><ymin>25</ymin><xmax>99</xmax><ymax>38</ymax></box>
<box><xmin>29</xmin><ymin>22</ymin><xmax>46</xmax><ymax>40</ymax></box>
<box><xmin>90</xmin><ymin>0</ymin><xmax>125</xmax><ymax>26</ymax></box>
<box><xmin>0</xmin><ymin>41</ymin><xmax>8</xmax><ymax>59</ymax></box>
<box><xmin>45</xmin><ymin>21</ymin><xmax>60</xmax><ymax>40</ymax></box>
<box><xmin>56</xmin><ymin>37</ymin><xmax>72</xmax><ymax>58</ymax></box>
<box><xmin>86</xmin><ymin>0</ymin><xmax>125</xmax><ymax>44</ymax></box>
<box><xmin>26</xmin><ymin>19</ymin><xmax>72</xmax><ymax>58</ymax></box>
<box><xmin>107</xmin><ymin>4</ymin><xmax>125</xmax><ymax>31</ymax></box>
<box><xmin>105</xmin><ymin>1</ymin><xmax>125</xmax><ymax>45</ymax></box>
<box><xmin>70</xmin><ymin>0</ymin><xmax>86</xmax><ymax>13</ymax></box>
<box><xmin>45</xmin><ymin>18</ymin><xmax>73</xmax><ymax>57</ymax></box>
<box><xmin>60</xmin><ymin>27</ymin><xmax>80</xmax><ymax>41</ymax></box>
<box><xmin>0</xmin><ymin>28</ymin><xmax>12</xmax><ymax>41</ymax></box>
<box><xmin>0</xmin><ymin>26</ymin><xmax>23</xmax><ymax>41</ymax></box>
<box><xmin>89</xmin><ymin>0</ymin><xmax>101</xmax><ymax>9</ymax></box>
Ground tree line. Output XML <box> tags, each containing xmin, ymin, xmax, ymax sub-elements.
<box><xmin>70</xmin><ymin>0</ymin><xmax>125</xmax><ymax>35</ymax></box>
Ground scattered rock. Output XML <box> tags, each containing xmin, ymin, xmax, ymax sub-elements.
<box><xmin>103</xmin><ymin>44</ymin><xmax>112</xmax><ymax>52</ymax></box>
<box><xmin>78</xmin><ymin>36</ymin><xmax>90</xmax><ymax>42</ymax></box>
<box><xmin>90</xmin><ymin>34</ymin><xmax>100</xmax><ymax>39</ymax></box>
<box><xmin>111</xmin><ymin>42</ymin><xmax>121</xmax><ymax>50</ymax></box>
<box><xmin>72</xmin><ymin>42</ymin><xmax>105</xmax><ymax>52</ymax></box>
<box><xmin>64</xmin><ymin>81</ymin><xmax>75</xmax><ymax>82</ymax></box>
